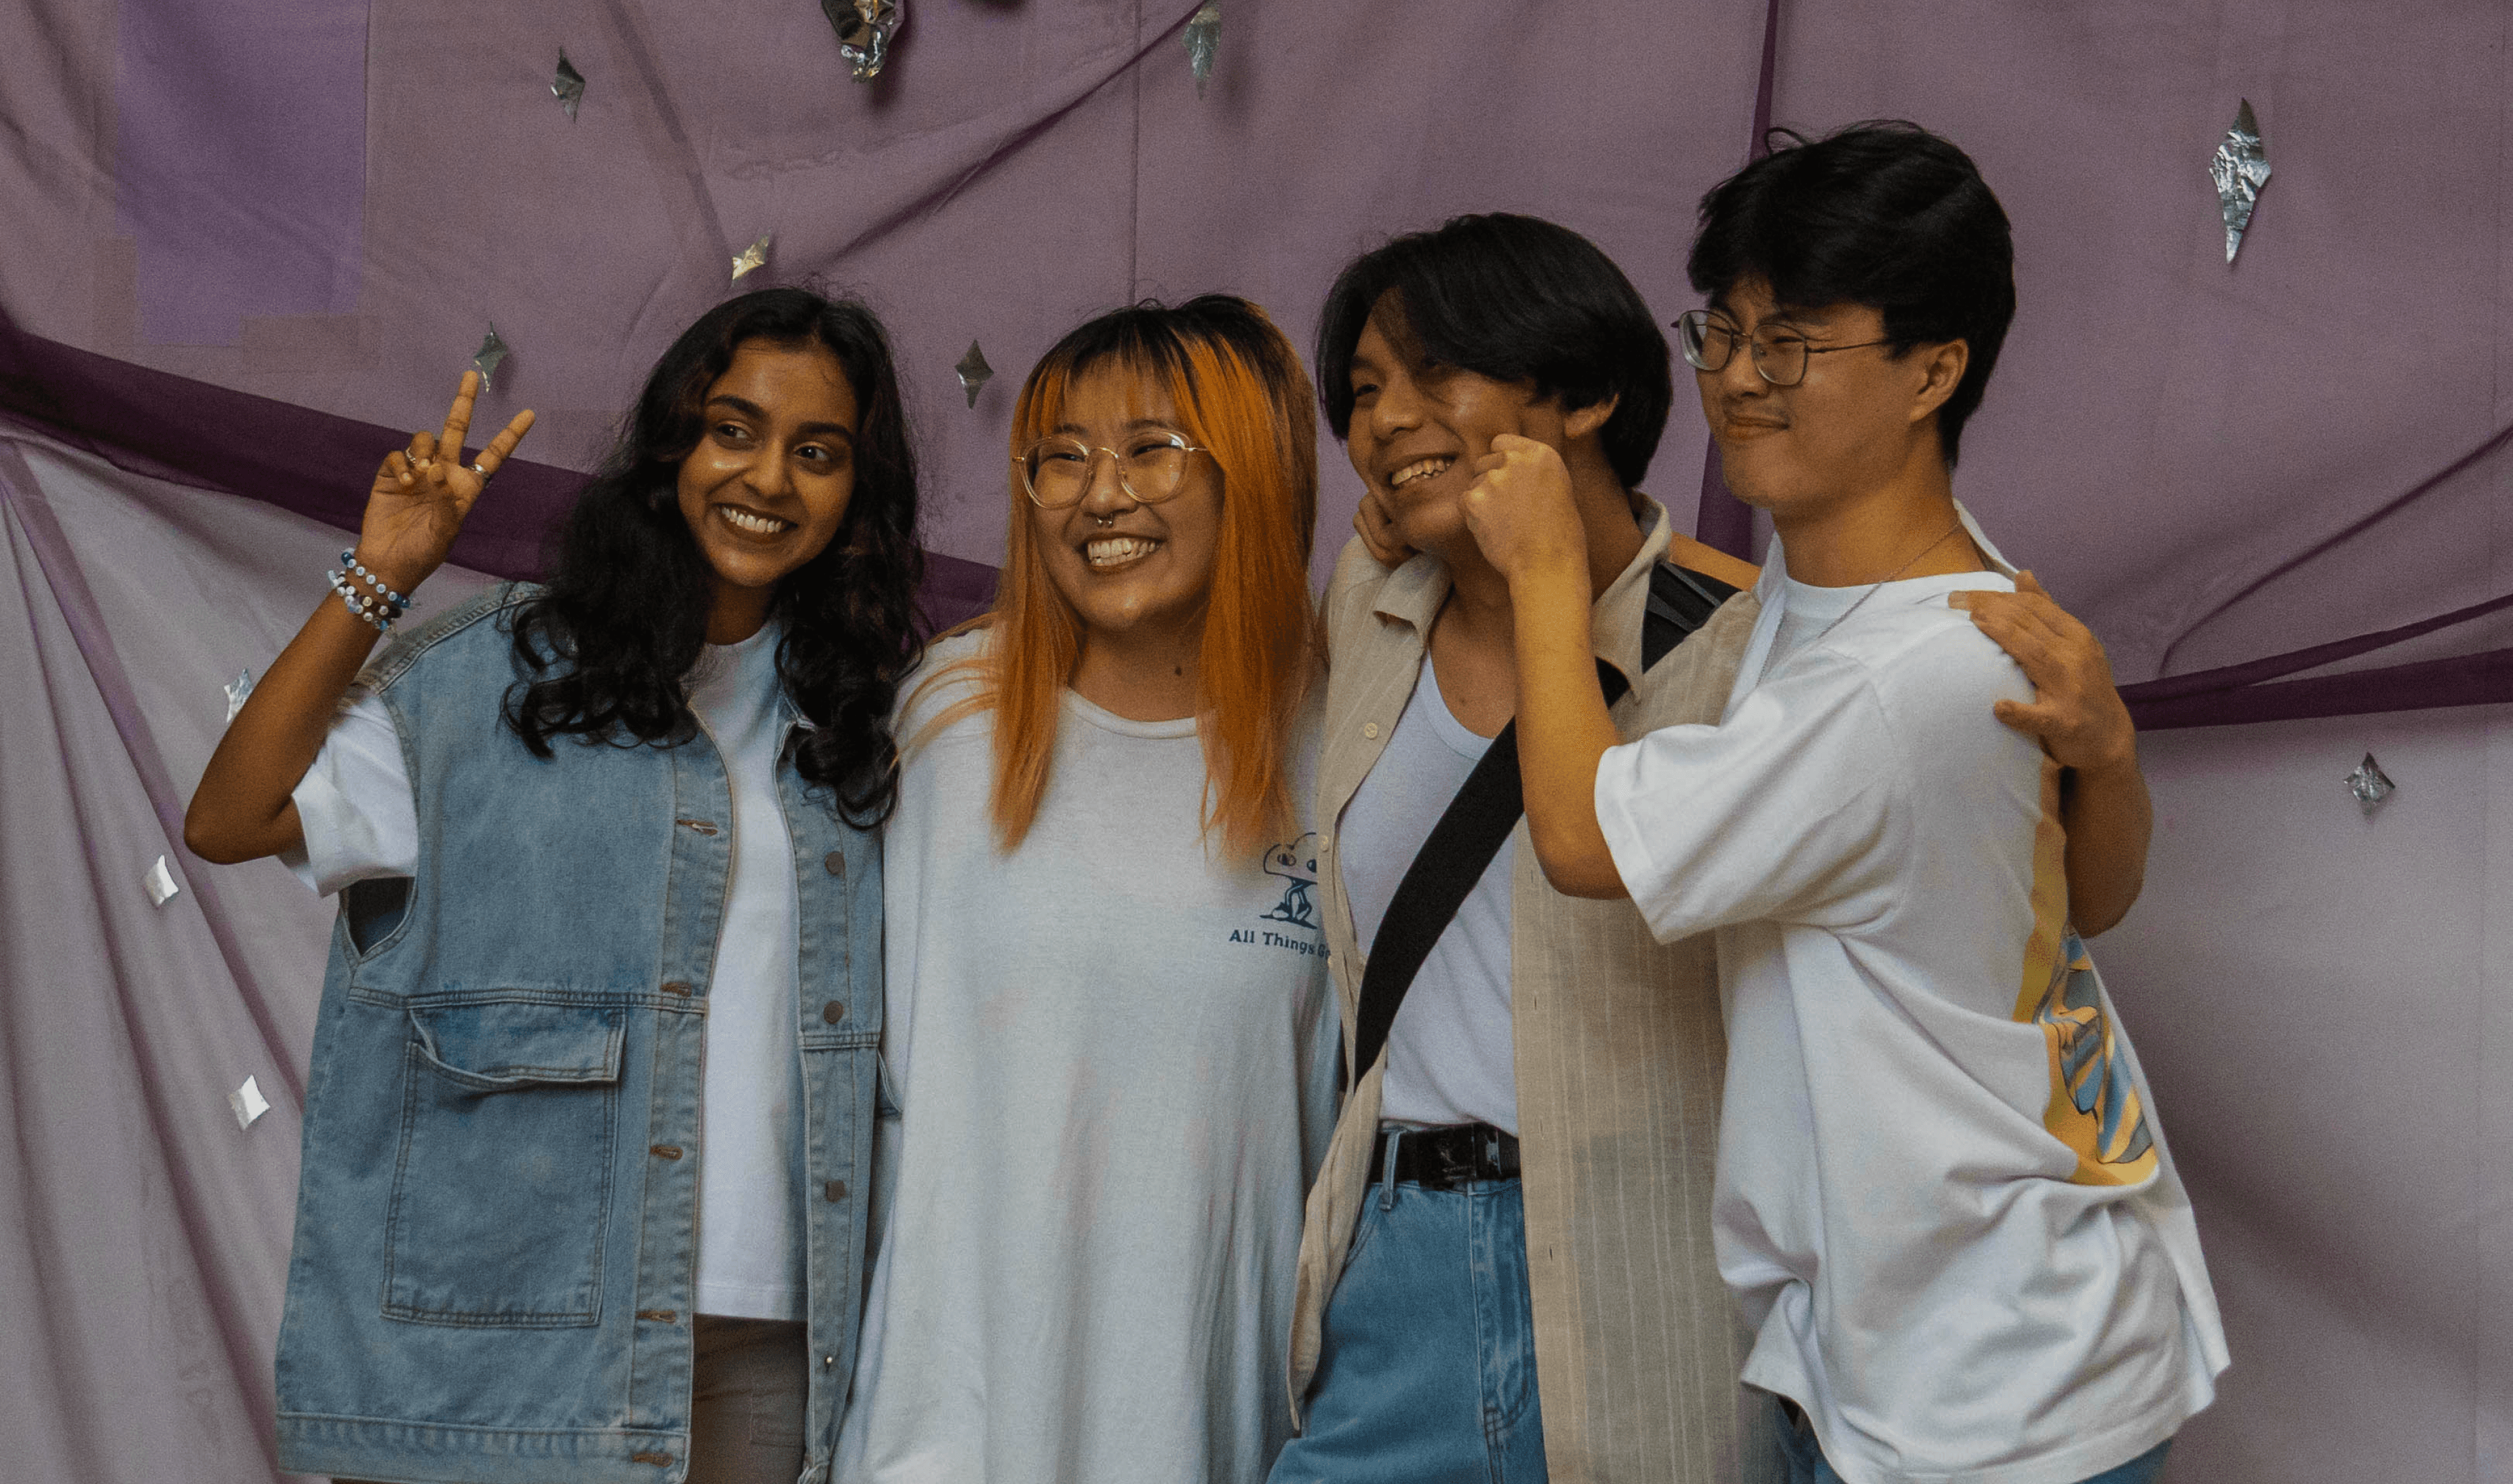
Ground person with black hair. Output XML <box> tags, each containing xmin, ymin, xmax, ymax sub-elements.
<box><xmin>1463</xmin><ymin>126</ymin><xmax>2226</xmax><ymax>1484</ymax></box>
<box><xmin>185</xmin><ymin>287</ymin><xmax>923</xmax><ymax>1484</ymax></box>
<box><xmin>1277</xmin><ymin>210</ymin><xmax>2163</xmax><ymax>1484</ymax></box>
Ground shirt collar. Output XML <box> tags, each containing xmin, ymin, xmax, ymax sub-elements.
<box><xmin>1368</xmin><ymin>496</ymin><xmax>1673</xmax><ymax>688</ymax></box>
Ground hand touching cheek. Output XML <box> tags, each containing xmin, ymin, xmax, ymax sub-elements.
<box><xmin>1459</xmin><ymin>433</ymin><xmax>1588</xmax><ymax>587</ymax></box>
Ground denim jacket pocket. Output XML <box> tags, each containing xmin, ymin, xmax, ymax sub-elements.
<box><xmin>383</xmin><ymin>999</ymin><xmax>626</xmax><ymax>1328</ymax></box>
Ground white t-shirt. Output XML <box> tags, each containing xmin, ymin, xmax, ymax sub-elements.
<box><xmin>1336</xmin><ymin>655</ymin><xmax>1519</xmax><ymax>1133</ymax></box>
<box><xmin>839</xmin><ymin>631</ymin><xmax>1340</xmax><ymax>1484</ymax></box>
<box><xmin>1593</xmin><ymin>509</ymin><xmax>2228</xmax><ymax>1484</ymax></box>
<box><xmin>283</xmin><ymin>624</ymin><xmax>807</xmax><ymax>1320</ymax></box>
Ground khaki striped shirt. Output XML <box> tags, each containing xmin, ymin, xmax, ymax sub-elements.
<box><xmin>1289</xmin><ymin>501</ymin><xmax>1783</xmax><ymax>1484</ymax></box>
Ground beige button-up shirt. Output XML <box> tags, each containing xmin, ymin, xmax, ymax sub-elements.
<box><xmin>1289</xmin><ymin>500</ymin><xmax>1780</xmax><ymax>1484</ymax></box>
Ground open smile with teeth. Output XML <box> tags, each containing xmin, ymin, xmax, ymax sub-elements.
<box><xmin>717</xmin><ymin>505</ymin><xmax>793</xmax><ymax>537</ymax></box>
<box><xmin>1085</xmin><ymin>535</ymin><xmax>1163</xmax><ymax>569</ymax></box>
<box><xmin>1388</xmin><ymin>456</ymin><xmax>1454</xmax><ymax>490</ymax></box>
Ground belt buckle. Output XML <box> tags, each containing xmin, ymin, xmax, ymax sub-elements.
<box><xmin>1436</xmin><ymin>1129</ymin><xmax>1484</xmax><ymax>1186</ymax></box>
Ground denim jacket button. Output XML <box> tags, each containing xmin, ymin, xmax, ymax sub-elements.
<box><xmin>822</xmin><ymin>1000</ymin><xmax>844</xmax><ymax>1025</ymax></box>
<box><xmin>824</xmin><ymin>851</ymin><xmax>846</xmax><ymax>876</ymax></box>
<box><xmin>824</xmin><ymin>1179</ymin><xmax>848</xmax><ymax>1202</ymax></box>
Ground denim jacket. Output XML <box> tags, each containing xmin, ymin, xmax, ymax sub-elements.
<box><xmin>274</xmin><ymin>585</ymin><xmax>880</xmax><ymax>1484</ymax></box>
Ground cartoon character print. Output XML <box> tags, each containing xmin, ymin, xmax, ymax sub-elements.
<box><xmin>2030</xmin><ymin>929</ymin><xmax>2156</xmax><ymax>1183</ymax></box>
<box><xmin>1260</xmin><ymin>832</ymin><xmax>1321</xmax><ymax>930</ymax></box>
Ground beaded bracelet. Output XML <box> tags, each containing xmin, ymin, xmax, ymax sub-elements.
<box><xmin>327</xmin><ymin>570</ymin><xmax>399</xmax><ymax>634</ymax></box>
<box><xmin>339</xmin><ymin>549</ymin><xmax>415</xmax><ymax>611</ymax></box>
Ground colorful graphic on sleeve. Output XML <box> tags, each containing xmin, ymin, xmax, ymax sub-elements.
<box><xmin>2029</xmin><ymin>930</ymin><xmax>2156</xmax><ymax>1184</ymax></box>
<box><xmin>1260</xmin><ymin>833</ymin><xmax>1321</xmax><ymax>931</ymax></box>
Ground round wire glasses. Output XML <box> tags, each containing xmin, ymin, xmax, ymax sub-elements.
<box><xmin>1015</xmin><ymin>430</ymin><xmax>1210</xmax><ymax>509</ymax></box>
<box><xmin>1673</xmin><ymin>309</ymin><xmax>1893</xmax><ymax>388</ymax></box>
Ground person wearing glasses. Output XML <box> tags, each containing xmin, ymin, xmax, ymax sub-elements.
<box><xmin>1274</xmin><ymin>211</ymin><xmax>2160</xmax><ymax>1484</ymax></box>
<box><xmin>836</xmin><ymin>297</ymin><xmax>1340</xmax><ymax>1483</ymax></box>
<box><xmin>1457</xmin><ymin>126</ymin><xmax>2224</xmax><ymax>1484</ymax></box>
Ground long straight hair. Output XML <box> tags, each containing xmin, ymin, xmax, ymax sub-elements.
<box><xmin>930</xmin><ymin>296</ymin><xmax>1317</xmax><ymax>858</ymax></box>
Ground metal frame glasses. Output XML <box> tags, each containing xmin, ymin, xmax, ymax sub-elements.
<box><xmin>1673</xmin><ymin>309</ymin><xmax>1893</xmax><ymax>388</ymax></box>
<box><xmin>1016</xmin><ymin>429</ymin><xmax>1210</xmax><ymax>509</ymax></box>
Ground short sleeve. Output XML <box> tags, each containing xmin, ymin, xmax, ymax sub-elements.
<box><xmin>280</xmin><ymin>685</ymin><xmax>419</xmax><ymax>896</ymax></box>
<box><xmin>1594</xmin><ymin>650</ymin><xmax>1904</xmax><ymax>943</ymax></box>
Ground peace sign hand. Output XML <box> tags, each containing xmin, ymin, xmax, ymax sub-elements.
<box><xmin>357</xmin><ymin>370</ymin><xmax>536</xmax><ymax>595</ymax></box>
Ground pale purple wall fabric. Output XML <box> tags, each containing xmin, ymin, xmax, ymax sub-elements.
<box><xmin>5</xmin><ymin>3</ymin><xmax>2513</xmax><ymax>1482</ymax></box>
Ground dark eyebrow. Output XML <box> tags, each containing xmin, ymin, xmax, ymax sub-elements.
<box><xmin>706</xmin><ymin>395</ymin><xmax>854</xmax><ymax>444</ymax></box>
<box><xmin>1706</xmin><ymin>296</ymin><xmax>1817</xmax><ymax>334</ymax></box>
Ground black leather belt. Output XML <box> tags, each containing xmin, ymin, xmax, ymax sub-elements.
<box><xmin>1370</xmin><ymin>1123</ymin><xmax>1522</xmax><ymax>1188</ymax></box>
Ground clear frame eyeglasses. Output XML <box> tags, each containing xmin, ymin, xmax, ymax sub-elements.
<box><xmin>1673</xmin><ymin>309</ymin><xmax>1893</xmax><ymax>389</ymax></box>
<box><xmin>1016</xmin><ymin>429</ymin><xmax>1211</xmax><ymax>509</ymax></box>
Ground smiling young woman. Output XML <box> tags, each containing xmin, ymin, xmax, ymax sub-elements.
<box><xmin>182</xmin><ymin>287</ymin><xmax>923</xmax><ymax>1484</ymax></box>
<box><xmin>839</xmin><ymin>296</ymin><xmax>1340</xmax><ymax>1484</ymax></box>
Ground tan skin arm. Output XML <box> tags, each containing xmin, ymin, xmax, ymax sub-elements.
<box><xmin>183</xmin><ymin>374</ymin><xmax>534</xmax><ymax>864</ymax></box>
<box><xmin>1419</xmin><ymin>440</ymin><xmax>2151</xmax><ymax>928</ymax></box>
<box><xmin>1948</xmin><ymin>573</ymin><xmax>2148</xmax><ymax>934</ymax></box>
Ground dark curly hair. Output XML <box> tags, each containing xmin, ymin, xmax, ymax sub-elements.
<box><xmin>504</xmin><ymin>287</ymin><xmax>924</xmax><ymax>825</ymax></box>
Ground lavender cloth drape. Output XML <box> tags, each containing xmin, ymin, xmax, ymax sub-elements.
<box><xmin>7</xmin><ymin>3</ymin><xmax>2513</xmax><ymax>1483</ymax></box>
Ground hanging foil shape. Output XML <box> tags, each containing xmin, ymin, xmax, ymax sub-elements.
<box><xmin>471</xmin><ymin>327</ymin><xmax>510</xmax><ymax>391</ymax></box>
<box><xmin>2209</xmin><ymin>99</ymin><xmax>2271</xmax><ymax>264</ymax></box>
<box><xmin>2345</xmin><ymin>752</ymin><xmax>2396</xmax><ymax>807</ymax></box>
<box><xmin>732</xmin><ymin>234</ymin><xmax>773</xmax><ymax>283</ymax></box>
<box><xmin>955</xmin><ymin>341</ymin><xmax>992</xmax><ymax>408</ymax></box>
<box><xmin>144</xmin><ymin>854</ymin><xmax>181</xmax><ymax>907</ymax></box>
<box><xmin>1185</xmin><ymin>2</ymin><xmax>1221</xmax><ymax>97</ymax></box>
<box><xmin>224</xmin><ymin>667</ymin><xmax>256</xmax><ymax>724</ymax></box>
<box><xmin>230</xmin><ymin>1075</ymin><xmax>272</xmax><ymax>1131</ymax></box>
<box><xmin>552</xmin><ymin>52</ymin><xmax>586</xmax><ymax>120</ymax></box>
<box><xmin>825</xmin><ymin>0</ymin><xmax>902</xmax><ymax>81</ymax></box>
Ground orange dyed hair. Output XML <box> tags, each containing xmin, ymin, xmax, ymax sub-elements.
<box><xmin>921</xmin><ymin>296</ymin><xmax>1319</xmax><ymax>858</ymax></box>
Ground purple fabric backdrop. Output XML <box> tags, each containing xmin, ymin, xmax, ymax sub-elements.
<box><xmin>7</xmin><ymin>3</ymin><xmax>2513</xmax><ymax>1482</ymax></box>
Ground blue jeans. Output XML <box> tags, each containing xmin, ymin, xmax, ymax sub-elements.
<box><xmin>1775</xmin><ymin>1398</ymin><xmax>2173</xmax><ymax>1484</ymax></box>
<box><xmin>1268</xmin><ymin>1169</ymin><xmax>1546</xmax><ymax>1483</ymax></box>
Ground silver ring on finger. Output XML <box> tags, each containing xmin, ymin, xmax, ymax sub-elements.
<box><xmin>470</xmin><ymin>462</ymin><xmax>488</xmax><ymax>478</ymax></box>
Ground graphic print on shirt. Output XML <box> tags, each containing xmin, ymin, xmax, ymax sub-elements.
<box><xmin>2030</xmin><ymin>930</ymin><xmax>2155</xmax><ymax>1179</ymax></box>
<box><xmin>1259</xmin><ymin>832</ymin><xmax>1321</xmax><ymax>930</ymax></box>
<box><xmin>2016</xmin><ymin>760</ymin><xmax>2158</xmax><ymax>1186</ymax></box>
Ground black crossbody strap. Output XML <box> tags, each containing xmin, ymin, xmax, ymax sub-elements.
<box><xmin>1348</xmin><ymin>563</ymin><xmax>1739</xmax><ymax>1084</ymax></box>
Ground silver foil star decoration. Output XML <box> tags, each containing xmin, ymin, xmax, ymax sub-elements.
<box><xmin>732</xmin><ymin>234</ymin><xmax>772</xmax><ymax>283</ymax></box>
<box><xmin>2345</xmin><ymin>752</ymin><xmax>2396</xmax><ymax>808</ymax></box>
<box><xmin>471</xmin><ymin>327</ymin><xmax>509</xmax><ymax>391</ymax></box>
<box><xmin>955</xmin><ymin>341</ymin><xmax>992</xmax><ymax>408</ymax></box>
<box><xmin>224</xmin><ymin>667</ymin><xmax>256</xmax><ymax>723</ymax></box>
<box><xmin>825</xmin><ymin>0</ymin><xmax>902</xmax><ymax>81</ymax></box>
<box><xmin>1185</xmin><ymin>3</ymin><xmax>1221</xmax><ymax>97</ymax></box>
<box><xmin>230</xmin><ymin>1075</ymin><xmax>271</xmax><ymax>1131</ymax></box>
<box><xmin>552</xmin><ymin>52</ymin><xmax>586</xmax><ymax>120</ymax></box>
<box><xmin>143</xmin><ymin>855</ymin><xmax>181</xmax><ymax>908</ymax></box>
<box><xmin>2209</xmin><ymin>99</ymin><xmax>2272</xmax><ymax>264</ymax></box>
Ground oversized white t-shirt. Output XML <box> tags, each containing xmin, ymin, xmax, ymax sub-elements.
<box><xmin>1336</xmin><ymin>654</ymin><xmax>1520</xmax><ymax>1133</ymax></box>
<box><xmin>839</xmin><ymin>631</ymin><xmax>1341</xmax><ymax>1484</ymax></box>
<box><xmin>283</xmin><ymin>623</ymin><xmax>807</xmax><ymax>1320</ymax></box>
<box><xmin>1593</xmin><ymin>508</ymin><xmax>2228</xmax><ymax>1484</ymax></box>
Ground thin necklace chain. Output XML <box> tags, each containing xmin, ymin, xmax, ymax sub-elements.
<box><xmin>1790</xmin><ymin>518</ymin><xmax>1974</xmax><ymax>660</ymax></box>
